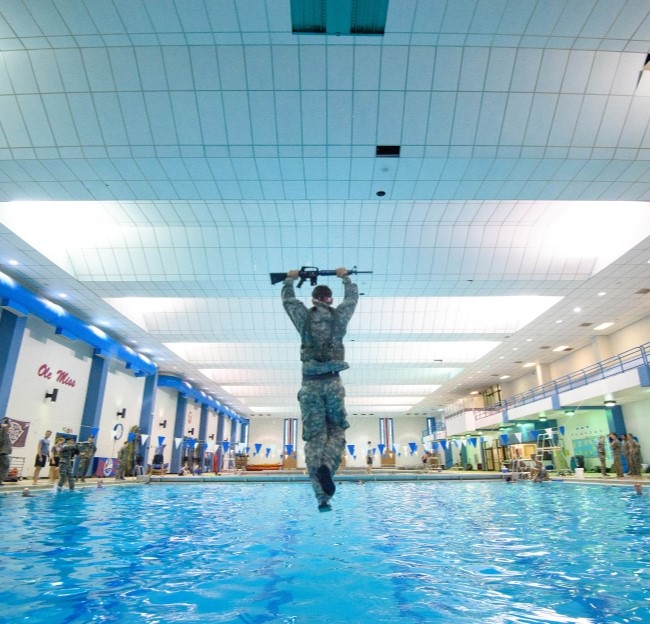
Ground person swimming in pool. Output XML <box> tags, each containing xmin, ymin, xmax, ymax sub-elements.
<box><xmin>281</xmin><ymin>267</ymin><xmax>358</xmax><ymax>511</ymax></box>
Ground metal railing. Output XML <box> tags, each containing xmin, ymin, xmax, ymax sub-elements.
<box><xmin>476</xmin><ymin>341</ymin><xmax>650</xmax><ymax>418</ymax></box>
<box><xmin>422</xmin><ymin>341</ymin><xmax>650</xmax><ymax>436</ymax></box>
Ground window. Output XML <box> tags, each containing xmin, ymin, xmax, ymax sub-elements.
<box><xmin>284</xmin><ymin>418</ymin><xmax>298</xmax><ymax>448</ymax></box>
<box><xmin>379</xmin><ymin>417</ymin><xmax>394</xmax><ymax>449</ymax></box>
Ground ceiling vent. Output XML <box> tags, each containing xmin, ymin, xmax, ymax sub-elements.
<box><xmin>635</xmin><ymin>288</ymin><xmax>650</xmax><ymax>295</ymax></box>
<box><xmin>376</xmin><ymin>145</ymin><xmax>401</xmax><ymax>157</ymax></box>
<box><xmin>579</xmin><ymin>322</ymin><xmax>593</xmax><ymax>327</ymax></box>
<box><xmin>291</xmin><ymin>0</ymin><xmax>390</xmax><ymax>36</ymax></box>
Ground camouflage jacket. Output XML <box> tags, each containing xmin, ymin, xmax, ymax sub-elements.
<box><xmin>59</xmin><ymin>442</ymin><xmax>80</xmax><ymax>464</ymax></box>
<box><xmin>282</xmin><ymin>276</ymin><xmax>358</xmax><ymax>375</ymax></box>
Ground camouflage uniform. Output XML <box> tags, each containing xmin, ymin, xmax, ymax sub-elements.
<box><xmin>0</xmin><ymin>420</ymin><xmax>12</xmax><ymax>484</ymax></box>
<box><xmin>116</xmin><ymin>443</ymin><xmax>128</xmax><ymax>479</ymax></box>
<box><xmin>596</xmin><ymin>436</ymin><xmax>607</xmax><ymax>476</ymax></box>
<box><xmin>628</xmin><ymin>435</ymin><xmax>641</xmax><ymax>476</ymax></box>
<box><xmin>57</xmin><ymin>439</ymin><xmax>81</xmax><ymax>490</ymax></box>
<box><xmin>622</xmin><ymin>436</ymin><xmax>630</xmax><ymax>475</ymax></box>
<box><xmin>609</xmin><ymin>434</ymin><xmax>623</xmax><ymax>478</ymax></box>
<box><xmin>76</xmin><ymin>437</ymin><xmax>97</xmax><ymax>481</ymax></box>
<box><xmin>282</xmin><ymin>274</ymin><xmax>358</xmax><ymax>508</ymax></box>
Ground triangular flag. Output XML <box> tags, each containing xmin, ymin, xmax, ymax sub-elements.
<box><xmin>285</xmin><ymin>444</ymin><xmax>294</xmax><ymax>455</ymax></box>
<box><xmin>347</xmin><ymin>444</ymin><xmax>355</xmax><ymax>456</ymax></box>
<box><xmin>174</xmin><ymin>437</ymin><xmax>183</xmax><ymax>449</ymax></box>
<box><xmin>514</xmin><ymin>432</ymin><xmax>522</xmax><ymax>443</ymax></box>
<box><xmin>439</xmin><ymin>440</ymin><xmax>447</xmax><ymax>451</ymax></box>
<box><xmin>265</xmin><ymin>447</ymin><xmax>271</xmax><ymax>458</ymax></box>
<box><xmin>140</xmin><ymin>434</ymin><xmax>149</xmax><ymax>446</ymax></box>
<box><xmin>127</xmin><ymin>432</ymin><xmax>135</xmax><ymax>442</ymax></box>
<box><xmin>531</xmin><ymin>430</ymin><xmax>539</xmax><ymax>440</ymax></box>
<box><xmin>222</xmin><ymin>441</ymin><xmax>231</xmax><ymax>453</ymax></box>
<box><xmin>500</xmin><ymin>434</ymin><xmax>509</xmax><ymax>445</ymax></box>
<box><xmin>90</xmin><ymin>427</ymin><xmax>100</xmax><ymax>438</ymax></box>
<box><xmin>545</xmin><ymin>428</ymin><xmax>554</xmax><ymax>437</ymax></box>
<box><xmin>469</xmin><ymin>438</ymin><xmax>477</xmax><ymax>448</ymax></box>
<box><xmin>408</xmin><ymin>442</ymin><xmax>417</xmax><ymax>455</ymax></box>
<box><xmin>377</xmin><ymin>443</ymin><xmax>386</xmax><ymax>455</ymax></box>
<box><xmin>559</xmin><ymin>426</ymin><xmax>565</xmax><ymax>436</ymax></box>
<box><xmin>158</xmin><ymin>436</ymin><xmax>165</xmax><ymax>446</ymax></box>
<box><xmin>254</xmin><ymin>443</ymin><xmax>262</xmax><ymax>454</ymax></box>
<box><xmin>433</xmin><ymin>442</ymin><xmax>439</xmax><ymax>451</ymax></box>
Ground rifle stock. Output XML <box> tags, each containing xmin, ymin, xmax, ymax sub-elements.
<box><xmin>270</xmin><ymin>273</ymin><xmax>289</xmax><ymax>285</ymax></box>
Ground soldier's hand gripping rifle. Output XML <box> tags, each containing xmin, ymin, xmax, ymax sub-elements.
<box><xmin>270</xmin><ymin>266</ymin><xmax>372</xmax><ymax>288</ymax></box>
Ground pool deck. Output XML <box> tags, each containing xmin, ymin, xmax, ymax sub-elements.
<box><xmin>2</xmin><ymin>469</ymin><xmax>647</xmax><ymax>494</ymax></box>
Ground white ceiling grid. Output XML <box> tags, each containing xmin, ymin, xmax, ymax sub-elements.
<box><xmin>0</xmin><ymin>1</ymin><xmax>649</xmax><ymax>420</ymax></box>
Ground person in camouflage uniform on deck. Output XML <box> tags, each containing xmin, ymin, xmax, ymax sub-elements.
<box><xmin>282</xmin><ymin>267</ymin><xmax>358</xmax><ymax>511</ymax></box>
<box><xmin>75</xmin><ymin>434</ymin><xmax>97</xmax><ymax>482</ymax></box>
<box><xmin>596</xmin><ymin>435</ymin><xmax>608</xmax><ymax>477</ymax></box>
<box><xmin>57</xmin><ymin>436</ymin><xmax>89</xmax><ymax>491</ymax></box>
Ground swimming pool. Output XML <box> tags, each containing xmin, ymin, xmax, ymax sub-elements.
<box><xmin>1</xmin><ymin>481</ymin><xmax>648</xmax><ymax>623</ymax></box>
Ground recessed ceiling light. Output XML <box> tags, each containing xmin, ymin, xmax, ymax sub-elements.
<box><xmin>523</xmin><ymin>362</ymin><xmax>536</xmax><ymax>368</ymax></box>
<box><xmin>499</xmin><ymin>375</ymin><xmax>510</xmax><ymax>380</ymax></box>
<box><xmin>553</xmin><ymin>345</ymin><xmax>571</xmax><ymax>352</ymax></box>
<box><xmin>58</xmin><ymin>293</ymin><xmax>67</xmax><ymax>298</ymax></box>
<box><xmin>573</xmin><ymin>307</ymin><xmax>581</xmax><ymax>312</ymax></box>
<box><xmin>526</xmin><ymin>338</ymin><xmax>532</xmax><ymax>342</ymax></box>
<box><xmin>470</xmin><ymin>391</ymin><xmax>479</xmax><ymax>395</ymax></box>
<box><xmin>512</xmin><ymin>347</ymin><xmax>518</xmax><ymax>351</ymax></box>
<box><xmin>8</xmin><ymin>259</ymin><xmax>19</xmax><ymax>266</ymax></box>
<box><xmin>598</xmin><ymin>292</ymin><xmax>606</xmax><ymax>296</ymax></box>
<box><xmin>594</xmin><ymin>322</ymin><xmax>614</xmax><ymax>331</ymax></box>
<box><xmin>556</xmin><ymin>319</ymin><xmax>563</xmax><ymax>323</ymax></box>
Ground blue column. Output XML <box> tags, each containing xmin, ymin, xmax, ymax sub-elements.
<box><xmin>0</xmin><ymin>310</ymin><xmax>27</xmax><ymax>419</ymax></box>
<box><xmin>197</xmin><ymin>404</ymin><xmax>208</xmax><ymax>471</ymax></box>
<box><xmin>215</xmin><ymin>413</ymin><xmax>226</xmax><ymax>471</ymax></box>
<box><xmin>444</xmin><ymin>444</ymin><xmax>453</xmax><ymax>468</ymax></box>
<box><xmin>170</xmin><ymin>394</ymin><xmax>187</xmax><ymax>474</ymax></box>
<box><xmin>216</xmin><ymin>413</ymin><xmax>225</xmax><ymax>442</ymax></box>
<box><xmin>80</xmin><ymin>352</ymin><xmax>110</xmax><ymax>438</ymax></box>
<box><xmin>138</xmin><ymin>373</ymin><xmax>158</xmax><ymax>464</ymax></box>
<box><xmin>229</xmin><ymin>419</ymin><xmax>237</xmax><ymax>444</ymax></box>
<box><xmin>607</xmin><ymin>405</ymin><xmax>626</xmax><ymax>435</ymax></box>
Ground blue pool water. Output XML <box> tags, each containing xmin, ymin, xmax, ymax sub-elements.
<box><xmin>1</xmin><ymin>480</ymin><xmax>649</xmax><ymax>624</ymax></box>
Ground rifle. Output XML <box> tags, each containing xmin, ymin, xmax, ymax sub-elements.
<box><xmin>270</xmin><ymin>266</ymin><xmax>372</xmax><ymax>288</ymax></box>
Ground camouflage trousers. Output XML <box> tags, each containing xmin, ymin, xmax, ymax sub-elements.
<box><xmin>597</xmin><ymin>452</ymin><xmax>607</xmax><ymax>475</ymax></box>
<box><xmin>58</xmin><ymin>461</ymin><xmax>75</xmax><ymax>490</ymax></box>
<box><xmin>299</xmin><ymin>376</ymin><xmax>350</xmax><ymax>505</ymax></box>
<box><xmin>76</xmin><ymin>457</ymin><xmax>91</xmax><ymax>480</ymax></box>
<box><xmin>0</xmin><ymin>453</ymin><xmax>10</xmax><ymax>483</ymax></box>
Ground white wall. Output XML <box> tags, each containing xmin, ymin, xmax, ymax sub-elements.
<box><xmin>247</xmin><ymin>415</ymin><xmax>428</xmax><ymax>470</ymax></box>
<box><xmin>149</xmin><ymin>387</ymin><xmax>181</xmax><ymax>466</ymax></box>
<box><xmin>500</xmin><ymin>313</ymin><xmax>650</xmax><ymax>399</ymax></box>
<box><xmin>609</xmin><ymin>315</ymin><xmax>650</xmax><ymax>354</ymax></box>
<box><xmin>393</xmin><ymin>416</ymin><xmax>427</xmax><ymax>468</ymax></box>
<box><xmin>555</xmin><ymin>409</ymin><xmax>610</xmax><ymax>471</ymax></box>
<box><xmin>7</xmin><ymin>317</ymin><xmax>93</xmax><ymax>472</ymax></box>
<box><xmin>96</xmin><ymin>361</ymin><xmax>145</xmax><ymax>460</ymax></box>
<box><xmin>621</xmin><ymin>397</ymin><xmax>650</xmax><ymax>469</ymax></box>
<box><xmin>549</xmin><ymin>344</ymin><xmax>596</xmax><ymax>379</ymax></box>
<box><xmin>247</xmin><ymin>416</ymin><xmax>286</xmax><ymax>465</ymax></box>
